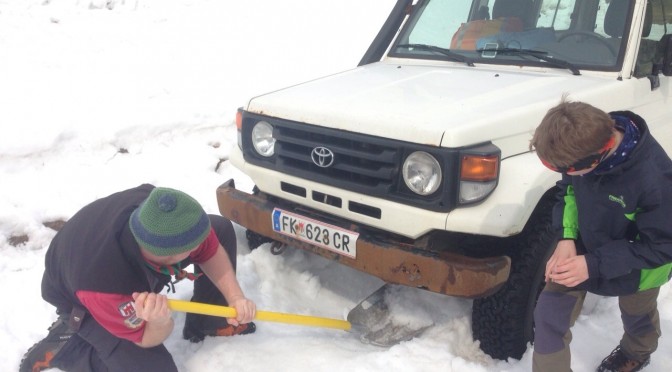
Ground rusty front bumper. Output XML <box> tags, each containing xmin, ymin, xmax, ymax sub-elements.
<box><xmin>216</xmin><ymin>179</ymin><xmax>511</xmax><ymax>299</ymax></box>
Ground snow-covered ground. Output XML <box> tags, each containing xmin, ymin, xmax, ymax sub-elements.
<box><xmin>1</xmin><ymin>1</ymin><xmax>671</xmax><ymax>371</ymax></box>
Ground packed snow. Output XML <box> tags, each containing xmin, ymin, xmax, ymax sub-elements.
<box><xmin>1</xmin><ymin>1</ymin><xmax>671</xmax><ymax>371</ymax></box>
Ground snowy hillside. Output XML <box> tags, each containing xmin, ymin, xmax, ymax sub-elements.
<box><xmin>1</xmin><ymin>1</ymin><xmax>671</xmax><ymax>371</ymax></box>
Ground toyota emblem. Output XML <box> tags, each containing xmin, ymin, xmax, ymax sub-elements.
<box><xmin>311</xmin><ymin>147</ymin><xmax>335</xmax><ymax>168</ymax></box>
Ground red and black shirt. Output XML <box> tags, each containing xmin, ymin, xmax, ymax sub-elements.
<box><xmin>42</xmin><ymin>184</ymin><xmax>218</xmax><ymax>343</ymax></box>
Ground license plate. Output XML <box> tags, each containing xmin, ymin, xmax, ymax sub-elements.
<box><xmin>272</xmin><ymin>208</ymin><xmax>358</xmax><ymax>258</ymax></box>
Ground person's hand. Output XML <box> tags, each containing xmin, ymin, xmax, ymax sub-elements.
<box><xmin>228</xmin><ymin>297</ymin><xmax>256</xmax><ymax>326</ymax></box>
<box><xmin>545</xmin><ymin>239</ymin><xmax>577</xmax><ymax>282</ymax></box>
<box><xmin>548</xmin><ymin>255</ymin><xmax>589</xmax><ymax>287</ymax></box>
<box><xmin>132</xmin><ymin>292</ymin><xmax>172</xmax><ymax>324</ymax></box>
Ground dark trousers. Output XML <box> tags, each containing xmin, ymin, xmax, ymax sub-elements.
<box><xmin>53</xmin><ymin>316</ymin><xmax>179</xmax><ymax>372</ymax></box>
<box><xmin>532</xmin><ymin>281</ymin><xmax>660</xmax><ymax>372</ymax></box>
<box><xmin>183</xmin><ymin>215</ymin><xmax>238</xmax><ymax>335</ymax></box>
<box><xmin>52</xmin><ymin>215</ymin><xmax>238</xmax><ymax>372</ymax></box>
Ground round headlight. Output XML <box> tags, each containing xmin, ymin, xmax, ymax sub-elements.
<box><xmin>403</xmin><ymin>151</ymin><xmax>442</xmax><ymax>195</ymax></box>
<box><xmin>251</xmin><ymin>121</ymin><xmax>275</xmax><ymax>157</ymax></box>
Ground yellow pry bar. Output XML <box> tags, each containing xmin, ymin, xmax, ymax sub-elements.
<box><xmin>167</xmin><ymin>299</ymin><xmax>351</xmax><ymax>331</ymax></box>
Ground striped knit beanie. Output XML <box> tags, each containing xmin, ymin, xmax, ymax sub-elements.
<box><xmin>130</xmin><ymin>187</ymin><xmax>211</xmax><ymax>256</ymax></box>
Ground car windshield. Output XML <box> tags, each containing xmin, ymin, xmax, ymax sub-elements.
<box><xmin>391</xmin><ymin>0</ymin><xmax>631</xmax><ymax>71</ymax></box>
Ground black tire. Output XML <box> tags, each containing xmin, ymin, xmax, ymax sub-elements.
<box><xmin>245</xmin><ymin>186</ymin><xmax>276</xmax><ymax>250</ymax></box>
<box><xmin>245</xmin><ymin>229</ymin><xmax>274</xmax><ymax>250</ymax></box>
<box><xmin>471</xmin><ymin>198</ymin><xmax>558</xmax><ymax>360</ymax></box>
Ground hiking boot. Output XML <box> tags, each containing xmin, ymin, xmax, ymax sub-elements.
<box><xmin>183</xmin><ymin>321</ymin><xmax>256</xmax><ymax>343</ymax></box>
<box><xmin>19</xmin><ymin>316</ymin><xmax>74</xmax><ymax>372</ymax></box>
<box><xmin>597</xmin><ymin>345</ymin><xmax>650</xmax><ymax>372</ymax></box>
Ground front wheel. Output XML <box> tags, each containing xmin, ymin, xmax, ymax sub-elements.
<box><xmin>471</xmin><ymin>201</ymin><xmax>557</xmax><ymax>360</ymax></box>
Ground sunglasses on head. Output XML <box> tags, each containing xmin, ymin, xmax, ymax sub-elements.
<box><xmin>541</xmin><ymin>135</ymin><xmax>615</xmax><ymax>173</ymax></box>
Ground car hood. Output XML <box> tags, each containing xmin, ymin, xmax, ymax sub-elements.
<box><xmin>246</xmin><ymin>61</ymin><xmax>626</xmax><ymax>149</ymax></box>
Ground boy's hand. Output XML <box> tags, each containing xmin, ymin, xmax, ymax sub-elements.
<box><xmin>549</xmin><ymin>256</ymin><xmax>589</xmax><ymax>287</ymax></box>
<box><xmin>545</xmin><ymin>239</ymin><xmax>577</xmax><ymax>282</ymax></box>
<box><xmin>227</xmin><ymin>297</ymin><xmax>256</xmax><ymax>326</ymax></box>
<box><xmin>132</xmin><ymin>292</ymin><xmax>172</xmax><ymax>325</ymax></box>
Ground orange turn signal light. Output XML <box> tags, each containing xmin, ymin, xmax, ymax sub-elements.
<box><xmin>460</xmin><ymin>155</ymin><xmax>499</xmax><ymax>181</ymax></box>
<box><xmin>236</xmin><ymin>110</ymin><xmax>243</xmax><ymax>131</ymax></box>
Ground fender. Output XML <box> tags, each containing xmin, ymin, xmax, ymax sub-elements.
<box><xmin>445</xmin><ymin>152</ymin><xmax>560</xmax><ymax>237</ymax></box>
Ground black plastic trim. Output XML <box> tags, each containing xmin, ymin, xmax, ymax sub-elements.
<box><xmin>240</xmin><ymin>111</ymin><xmax>500</xmax><ymax>213</ymax></box>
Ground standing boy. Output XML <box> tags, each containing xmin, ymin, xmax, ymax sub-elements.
<box><xmin>530</xmin><ymin>99</ymin><xmax>672</xmax><ymax>372</ymax></box>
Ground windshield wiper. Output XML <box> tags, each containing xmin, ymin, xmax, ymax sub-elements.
<box><xmin>397</xmin><ymin>43</ymin><xmax>475</xmax><ymax>67</ymax></box>
<box><xmin>476</xmin><ymin>47</ymin><xmax>581</xmax><ymax>76</ymax></box>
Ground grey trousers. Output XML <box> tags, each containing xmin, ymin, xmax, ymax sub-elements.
<box><xmin>532</xmin><ymin>281</ymin><xmax>660</xmax><ymax>372</ymax></box>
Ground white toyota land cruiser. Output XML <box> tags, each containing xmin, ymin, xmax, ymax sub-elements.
<box><xmin>216</xmin><ymin>0</ymin><xmax>672</xmax><ymax>359</ymax></box>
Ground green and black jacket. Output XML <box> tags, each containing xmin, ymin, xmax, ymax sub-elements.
<box><xmin>553</xmin><ymin>111</ymin><xmax>672</xmax><ymax>296</ymax></box>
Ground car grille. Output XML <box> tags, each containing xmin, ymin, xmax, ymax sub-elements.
<box><xmin>273</xmin><ymin>123</ymin><xmax>401</xmax><ymax>193</ymax></box>
<box><xmin>241</xmin><ymin>112</ymin><xmax>459</xmax><ymax>213</ymax></box>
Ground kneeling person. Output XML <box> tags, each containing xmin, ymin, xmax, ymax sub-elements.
<box><xmin>21</xmin><ymin>185</ymin><xmax>256</xmax><ymax>372</ymax></box>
